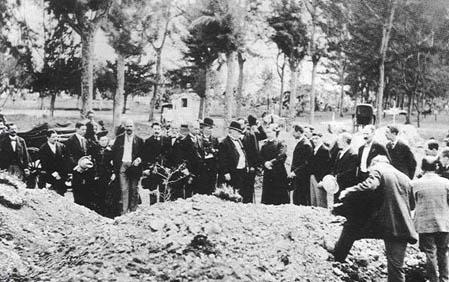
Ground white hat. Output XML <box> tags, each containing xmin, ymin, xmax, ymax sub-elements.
<box><xmin>321</xmin><ymin>175</ymin><xmax>339</xmax><ymax>194</ymax></box>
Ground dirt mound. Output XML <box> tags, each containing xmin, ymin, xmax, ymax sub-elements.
<box><xmin>0</xmin><ymin>177</ymin><xmax>426</xmax><ymax>281</ymax></box>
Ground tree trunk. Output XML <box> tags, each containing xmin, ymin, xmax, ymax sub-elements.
<box><xmin>148</xmin><ymin>49</ymin><xmax>162</xmax><ymax>121</ymax></box>
<box><xmin>50</xmin><ymin>92</ymin><xmax>56</xmax><ymax>117</ymax></box>
<box><xmin>236</xmin><ymin>52</ymin><xmax>245</xmax><ymax>118</ymax></box>
<box><xmin>309</xmin><ymin>58</ymin><xmax>318</xmax><ymax>124</ymax></box>
<box><xmin>123</xmin><ymin>94</ymin><xmax>128</xmax><ymax>114</ymax></box>
<box><xmin>339</xmin><ymin>63</ymin><xmax>345</xmax><ymax>117</ymax></box>
<box><xmin>113</xmin><ymin>53</ymin><xmax>125</xmax><ymax>134</ymax></box>
<box><xmin>376</xmin><ymin>0</ymin><xmax>397</xmax><ymax>126</ymax></box>
<box><xmin>406</xmin><ymin>91</ymin><xmax>414</xmax><ymax>124</ymax></box>
<box><xmin>278</xmin><ymin>69</ymin><xmax>285</xmax><ymax>117</ymax></box>
<box><xmin>80</xmin><ymin>31</ymin><xmax>95</xmax><ymax>118</ymax></box>
<box><xmin>288</xmin><ymin>60</ymin><xmax>298</xmax><ymax>119</ymax></box>
<box><xmin>225</xmin><ymin>51</ymin><xmax>236</xmax><ymax>123</ymax></box>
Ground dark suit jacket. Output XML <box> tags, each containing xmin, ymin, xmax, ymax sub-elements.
<box><xmin>357</xmin><ymin>141</ymin><xmax>390</xmax><ymax>175</ymax></box>
<box><xmin>65</xmin><ymin>134</ymin><xmax>88</xmax><ymax>170</ymax></box>
<box><xmin>387</xmin><ymin>140</ymin><xmax>416</xmax><ymax>179</ymax></box>
<box><xmin>291</xmin><ymin>137</ymin><xmax>313</xmax><ymax>180</ymax></box>
<box><xmin>309</xmin><ymin>145</ymin><xmax>331</xmax><ymax>182</ymax></box>
<box><xmin>333</xmin><ymin>147</ymin><xmax>359</xmax><ymax>190</ymax></box>
<box><xmin>178</xmin><ymin>134</ymin><xmax>204</xmax><ymax>175</ymax></box>
<box><xmin>39</xmin><ymin>142</ymin><xmax>68</xmax><ymax>181</ymax></box>
<box><xmin>242</xmin><ymin>131</ymin><xmax>261</xmax><ymax>168</ymax></box>
<box><xmin>218</xmin><ymin>136</ymin><xmax>248</xmax><ymax>177</ymax></box>
<box><xmin>0</xmin><ymin>136</ymin><xmax>29</xmax><ymax>170</ymax></box>
<box><xmin>111</xmin><ymin>133</ymin><xmax>144</xmax><ymax>174</ymax></box>
<box><xmin>141</xmin><ymin>135</ymin><xmax>172</xmax><ymax>167</ymax></box>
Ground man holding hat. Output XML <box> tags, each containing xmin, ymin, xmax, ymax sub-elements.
<box><xmin>197</xmin><ymin>117</ymin><xmax>219</xmax><ymax>195</ymax></box>
<box><xmin>218</xmin><ymin>121</ymin><xmax>249</xmax><ymax>200</ymax></box>
<box><xmin>309</xmin><ymin>132</ymin><xmax>331</xmax><ymax>207</ymax></box>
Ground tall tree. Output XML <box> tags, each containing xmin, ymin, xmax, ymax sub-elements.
<box><xmin>188</xmin><ymin>0</ymin><xmax>245</xmax><ymax>122</ymax></box>
<box><xmin>46</xmin><ymin>0</ymin><xmax>112</xmax><ymax>117</ymax></box>
<box><xmin>104</xmin><ymin>0</ymin><xmax>145</xmax><ymax>133</ymax></box>
<box><xmin>268</xmin><ymin>0</ymin><xmax>309</xmax><ymax>119</ymax></box>
<box><xmin>142</xmin><ymin>0</ymin><xmax>179</xmax><ymax>121</ymax></box>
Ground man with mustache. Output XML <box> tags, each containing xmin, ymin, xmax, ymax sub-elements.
<box><xmin>111</xmin><ymin>119</ymin><xmax>144</xmax><ymax>214</ymax></box>
<box><xmin>357</xmin><ymin>125</ymin><xmax>390</xmax><ymax>181</ymax></box>
<box><xmin>0</xmin><ymin>123</ymin><xmax>30</xmax><ymax>180</ymax></box>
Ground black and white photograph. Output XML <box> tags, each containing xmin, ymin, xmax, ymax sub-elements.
<box><xmin>1</xmin><ymin>0</ymin><xmax>449</xmax><ymax>281</ymax></box>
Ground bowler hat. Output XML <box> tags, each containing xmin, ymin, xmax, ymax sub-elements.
<box><xmin>228</xmin><ymin>121</ymin><xmax>243</xmax><ymax>133</ymax></box>
<box><xmin>200</xmin><ymin>117</ymin><xmax>214</xmax><ymax>127</ymax></box>
<box><xmin>247</xmin><ymin>115</ymin><xmax>258</xmax><ymax>126</ymax></box>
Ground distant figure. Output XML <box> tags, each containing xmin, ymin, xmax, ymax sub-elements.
<box><xmin>92</xmin><ymin>132</ymin><xmax>114</xmax><ymax>216</ymax></box>
<box><xmin>425</xmin><ymin>139</ymin><xmax>440</xmax><ymax>157</ymax></box>
<box><xmin>0</xmin><ymin>123</ymin><xmax>30</xmax><ymax>180</ymax></box>
<box><xmin>260</xmin><ymin>124</ymin><xmax>289</xmax><ymax>205</ymax></box>
<box><xmin>289</xmin><ymin>124</ymin><xmax>313</xmax><ymax>206</ymax></box>
<box><xmin>412</xmin><ymin>157</ymin><xmax>449</xmax><ymax>282</ymax></box>
<box><xmin>385</xmin><ymin>125</ymin><xmax>416</xmax><ymax>179</ymax></box>
<box><xmin>85</xmin><ymin>110</ymin><xmax>99</xmax><ymax>143</ymax></box>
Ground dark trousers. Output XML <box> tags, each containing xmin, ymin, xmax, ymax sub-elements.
<box><xmin>419</xmin><ymin>232</ymin><xmax>449</xmax><ymax>282</ymax></box>
<box><xmin>292</xmin><ymin>177</ymin><xmax>310</xmax><ymax>206</ymax></box>
<box><xmin>334</xmin><ymin>223</ymin><xmax>360</xmax><ymax>262</ymax></box>
<box><xmin>384</xmin><ymin>239</ymin><xmax>408</xmax><ymax>282</ymax></box>
<box><xmin>50</xmin><ymin>178</ymin><xmax>67</xmax><ymax>196</ymax></box>
<box><xmin>230</xmin><ymin>169</ymin><xmax>250</xmax><ymax>202</ymax></box>
<box><xmin>243</xmin><ymin>170</ymin><xmax>256</xmax><ymax>203</ymax></box>
<box><xmin>197</xmin><ymin>159</ymin><xmax>217</xmax><ymax>195</ymax></box>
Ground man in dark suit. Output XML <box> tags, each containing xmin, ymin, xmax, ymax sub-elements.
<box><xmin>333</xmin><ymin>132</ymin><xmax>358</xmax><ymax>201</ymax></box>
<box><xmin>197</xmin><ymin>118</ymin><xmax>219</xmax><ymax>195</ymax></box>
<box><xmin>39</xmin><ymin>130</ymin><xmax>68</xmax><ymax>196</ymax></box>
<box><xmin>177</xmin><ymin>123</ymin><xmax>204</xmax><ymax>198</ymax></box>
<box><xmin>0</xmin><ymin>123</ymin><xmax>30</xmax><ymax>180</ymax></box>
<box><xmin>218</xmin><ymin>121</ymin><xmax>249</xmax><ymax>201</ymax></box>
<box><xmin>239</xmin><ymin>115</ymin><xmax>267</xmax><ymax>203</ymax></box>
<box><xmin>385</xmin><ymin>125</ymin><xmax>416</xmax><ymax>179</ymax></box>
<box><xmin>289</xmin><ymin>124</ymin><xmax>314</xmax><ymax>206</ymax></box>
<box><xmin>309</xmin><ymin>132</ymin><xmax>331</xmax><ymax>207</ymax></box>
<box><xmin>65</xmin><ymin>121</ymin><xmax>95</xmax><ymax>208</ymax></box>
<box><xmin>357</xmin><ymin>125</ymin><xmax>390</xmax><ymax>181</ymax></box>
<box><xmin>111</xmin><ymin>119</ymin><xmax>144</xmax><ymax>214</ymax></box>
<box><xmin>141</xmin><ymin>122</ymin><xmax>172</xmax><ymax>204</ymax></box>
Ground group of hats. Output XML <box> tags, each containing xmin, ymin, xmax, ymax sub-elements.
<box><xmin>228</xmin><ymin>115</ymin><xmax>258</xmax><ymax>133</ymax></box>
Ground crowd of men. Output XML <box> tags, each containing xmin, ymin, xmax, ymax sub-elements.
<box><xmin>3</xmin><ymin>111</ymin><xmax>449</xmax><ymax>281</ymax></box>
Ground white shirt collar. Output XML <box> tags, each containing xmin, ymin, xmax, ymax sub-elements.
<box><xmin>9</xmin><ymin>135</ymin><xmax>17</xmax><ymax>141</ymax></box>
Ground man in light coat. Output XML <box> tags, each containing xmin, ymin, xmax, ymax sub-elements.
<box><xmin>412</xmin><ymin>156</ymin><xmax>449</xmax><ymax>282</ymax></box>
<box><xmin>339</xmin><ymin>156</ymin><xmax>417</xmax><ymax>282</ymax></box>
